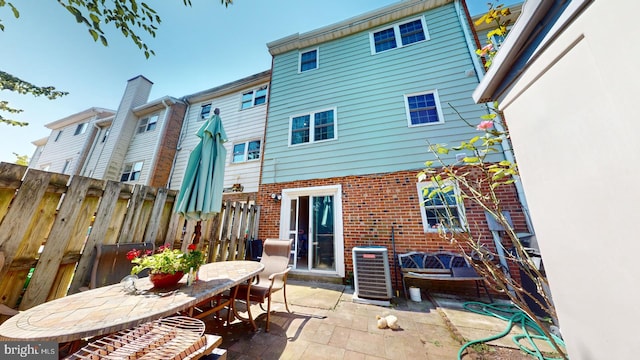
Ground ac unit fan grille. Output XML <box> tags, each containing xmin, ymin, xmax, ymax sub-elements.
<box><xmin>352</xmin><ymin>247</ymin><xmax>392</xmax><ymax>301</ymax></box>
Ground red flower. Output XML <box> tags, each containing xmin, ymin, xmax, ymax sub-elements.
<box><xmin>188</xmin><ymin>244</ymin><xmax>197</xmax><ymax>251</ymax></box>
<box><xmin>126</xmin><ymin>249</ymin><xmax>140</xmax><ymax>261</ymax></box>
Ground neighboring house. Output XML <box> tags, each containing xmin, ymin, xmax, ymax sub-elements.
<box><xmin>168</xmin><ymin>70</ymin><xmax>271</xmax><ymax>202</ymax></box>
<box><xmin>258</xmin><ymin>0</ymin><xmax>529</xmax><ymax>281</ymax></box>
<box><xmin>30</xmin><ymin>75</ymin><xmax>188</xmax><ymax>188</ymax></box>
<box><xmin>473</xmin><ymin>1</ymin><xmax>637</xmax><ymax>358</ymax></box>
<box><xmin>28</xmin><ymin>107</ymin><xmax>115</xmax><ymax>174</ymax></box>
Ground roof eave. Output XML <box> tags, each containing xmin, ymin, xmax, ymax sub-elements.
<box><xmin>267</xmin><ymin>0</ymin><xmax>453</xmax><ymax>56</ymax></box>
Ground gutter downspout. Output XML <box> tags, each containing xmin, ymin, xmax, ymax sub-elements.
<box><xmin>455</xmin><ymin>0</ymin><xmax>485</xmax><ymax>83</ymax></box>
<box><xmin>456</xmin><ymin>0</ymin><xmax>536</xmax><ymax>241</ymax></box>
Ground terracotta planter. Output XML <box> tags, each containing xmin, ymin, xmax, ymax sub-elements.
<box><xmin>149</xmin><ymin>271</ymin><xmax>184</xmax><ymax>289</ymax></box>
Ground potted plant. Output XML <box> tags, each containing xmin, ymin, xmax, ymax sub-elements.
<box><xmin>127</xmin><ymin>243</ymin><xmax>205</xmax><ymax>288</ymax></box>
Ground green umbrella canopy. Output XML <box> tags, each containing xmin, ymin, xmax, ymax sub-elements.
<box><xmin>176</xmin><ymin>111</ymin><xmax>228</xmax><ymax>220</ymax></box>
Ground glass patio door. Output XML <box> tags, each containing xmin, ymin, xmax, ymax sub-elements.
<box><xmin>311</xmin><ymin>195</ymin><xmax>335</xmax><ymax>271</ymax></box>
<box><xmin>282</xmin><ymin>185</ymin><xmax>343</xmax><ymax>276</ymax></box>
<box><xmin>288</xmin><ymin>195</ymin><xmax>336</xmax><ymax>272</ymax></box>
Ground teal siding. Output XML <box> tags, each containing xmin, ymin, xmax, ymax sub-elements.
<box><xmin>263</xmin><ymin>3</ymin><xmax>500</xmax><ymax>184</ymax></box>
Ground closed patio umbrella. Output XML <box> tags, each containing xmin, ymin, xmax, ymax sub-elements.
<box><xmin>176</xmin><ymin>108</ymin><xmax>227</xmax><ymax>243</ymax></box>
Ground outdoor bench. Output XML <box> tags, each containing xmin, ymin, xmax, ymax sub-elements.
<box><xmin>397</xmin><ymin>251</ymin><xmax>493</xmax><ymax>302</ymax></box>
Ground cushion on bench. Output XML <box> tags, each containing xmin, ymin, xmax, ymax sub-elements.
<box><xmin>398</xmin><ymin>251</ymin><xmax>492</xmax><ymax>302</ymax></box>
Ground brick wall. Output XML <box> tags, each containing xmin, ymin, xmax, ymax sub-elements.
<box><xmin>149</xmin><ymin>102</ymin><xmax>187</xmax><ymax>188</ymax></box>
<box><xmin>257</xmin><ymin>168</ymin><xmax>527</xmax><ymax>296</ymax></box>
<box><xmin>258</xmin><ymin>168</ymin><xmax>529</xmax><ymax>257</ymax></box>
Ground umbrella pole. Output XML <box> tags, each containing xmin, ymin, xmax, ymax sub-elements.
<box><xmin>192</xmin><ymin>221</ymin><xmax>202</xmax><ymax>245</ymax></box>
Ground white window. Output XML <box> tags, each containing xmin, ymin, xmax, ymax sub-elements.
<box><xmin>74</xmin><ymin>122</ymin><xmax>88</xmax><ymax>135</ymax></box>
<box><xmin>289</xmin><ymin>108</ymin><xmax>337</xmax><ymax>146</ymax></box>
<box><xmin>54</xmin><ymin>131</ymin><xmax>62</xmax><ymax>142</ymax></box>
<box><xmin>61</xmin><ymin>159</ymin><xmax>72</xmax><ymax>174</ymax></box>
<box><xmin>121</xmin><ymin>161</ymin><xmax>143</xmax><ymax>182</ymax></box>
<box><xmin>417</xmin><ymin>181</ymin><xmax>466</xmax><ymax>232</ymax></box>
<box><xmin>232</xmin><ymin>140</ymin><xmax>261</xmax><ymax>163</ymax></box>
<box><xmin>241</xmin><ymin>86</ymin><xmax>268</xmax><ymax>110</ymax></box>
<box><xmin>404</xmin><ymin>90</ymin><xmax>444</xmax><ymax>127</ymax></box>
<box><xmin>200</xmin><ymin>104</ymin><xmax>211</xmax><ymax>121</ymax></box>
<box><xmin>101</xmin><ymin>128</ymin><xmax>110</xmax><ymax>143</ymax></box>
<box><xmin>370</xmin><ymin>17</ymin><xmax>429</xmax><ymax>54</ymax></box>
<box><xmin>137</xmin><ymin>114</ymin><xmax>159</xmax><ymax>134</ymax></box>
<box><xmin>299</xmin><ymin>48</ymin><xmax>318</xmax><ymax>72</ymax></box>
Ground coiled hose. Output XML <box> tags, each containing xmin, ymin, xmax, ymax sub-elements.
<box><xmin>457</xmin><ymin>302</ymin><xmax>567</xmax><ymax>360</ymax></box>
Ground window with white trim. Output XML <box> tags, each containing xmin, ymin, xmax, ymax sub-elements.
<box><xmin>137</xmin><ymin>114</ymin><xmax>159</xmax><ymax>134</ymax></box>
<box><xmin>200</xmin><ymin>104</ymin><xmax>212</xmax><ymax>121</ymax></box>
<box><xmin>370</xmin><ymin>17</ymin><xmax>429</xmax><ymax>54</ymax></box>
<box><xmin>120</xmin><ymin>161</ymin><xmax>143</xmax><ymax>182</ymax></box>
<box><xmin>299</xmin><ymin>48</ymin><xmax>318</xmax><ymax>72</ymax></box>
<box><xmin>54</xmin><ymin>131</ymin><xmax>62</xmax><ymax>142</ymax></box>
<box><xmin>404</xmin><ymin>90</ymin><xmax>444</xmax><ymax>126</ymax></box>
<box><xmin>74</xmin><ymin>122</ymin><xmax>88</xmax><ymax>135</ymax></box>
<box><xmin>101</xmin><ymin>127</ymin><xmax>110</xmax><ymax>143</ymax></box>
<box><xmin>290</xmin><ymin>108</ymin><xmax>336</xmax><ymax>146</ymax></box>
<box><xmin>232</xmin><ymin>140</ymin><xmax>261</xmax><ymax>163</ymax></box>
<box><xmin>61</xmin><ymin>159</ymin><xmax>72</xmax><ymax>174</ymax></box>
<box><xmin>417</xmin><ymin>181</ymin><xmax>466</xmax><ymax>232</ymax></box>
<box><xmin>241</xmin><ymin>86</ymin><xmax>268</xmax><ymax>110</ymax></box>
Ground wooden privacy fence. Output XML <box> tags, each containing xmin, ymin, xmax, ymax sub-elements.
<box><xmin>0</xmin><ymin>163</ymin><xmax>260</xmax><ymax>316</ymax></box>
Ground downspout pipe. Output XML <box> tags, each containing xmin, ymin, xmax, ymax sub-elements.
<box><xmin>455</xmin><ymin>0</ymin><xmax>536</xmax><ymax>240</ymax></box>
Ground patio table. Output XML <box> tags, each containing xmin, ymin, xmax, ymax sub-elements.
<box><xmin>0</xmin><ymin>260</ymin><xmax>263</xmax><ymax>343</ymax></box>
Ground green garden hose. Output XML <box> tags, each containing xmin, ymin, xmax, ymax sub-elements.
<box><xmin>456</xmin><ymin>302</ymin><xmax>567</xmax><ymax>360</ymax></box>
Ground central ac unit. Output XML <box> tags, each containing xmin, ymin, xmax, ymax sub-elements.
<box><xmin>352</xmin><ymin>246</ymin><xmax>392</xmax><ymax>306</ymax></box>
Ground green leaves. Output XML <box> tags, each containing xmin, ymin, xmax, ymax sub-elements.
<box><xmin>0</xmin><ymin>71</ymin><xmax>67</xmax><ymax>126</ymax></box>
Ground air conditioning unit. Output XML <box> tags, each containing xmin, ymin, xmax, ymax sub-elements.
<box><xmin>352</xmin><ymin>246</ymin><xmax>392</xmax><ymax>306</ymax></box>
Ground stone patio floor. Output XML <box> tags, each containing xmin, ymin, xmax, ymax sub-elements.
<box><xmin>201</xmin><ymin>280</ymin><xmax>549</xmax><ymax>359</ymax></box>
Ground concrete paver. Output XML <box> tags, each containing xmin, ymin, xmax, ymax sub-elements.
<box><xmin>203</xmin><ymin>281</ymin><xmax>548</xmax><ymax>359</ymax></box>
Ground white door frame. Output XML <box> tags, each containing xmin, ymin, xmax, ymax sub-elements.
<box><xmin>279</xmin><ymin>184</ymin><xmax>344</xmax><ymax>277</ymax></box>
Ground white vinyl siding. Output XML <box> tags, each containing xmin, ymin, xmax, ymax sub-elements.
<box><xmin>169</xmin><ymin>75</ymin><xmax>269</xmax><ymax>194</ymax></box>
<box><xmin>123</xmin><ymin>108</ymin><xmax>169</xmax><ymax>184</ymax></box>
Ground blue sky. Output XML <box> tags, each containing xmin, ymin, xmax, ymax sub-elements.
<box><xmin>1</xmin><ymin>0</ymin><xmax>520</xmax><ymax>163</ymax></box>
